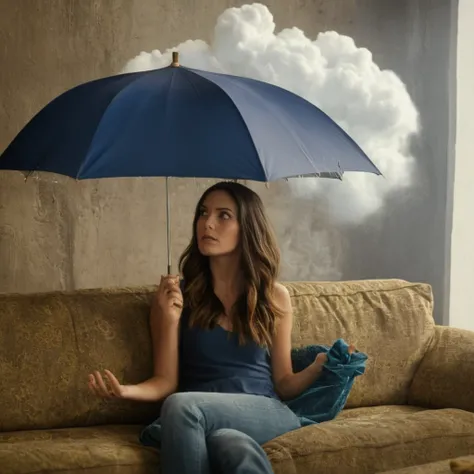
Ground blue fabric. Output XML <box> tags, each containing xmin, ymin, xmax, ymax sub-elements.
<box><xmin>139</xmin><ymin>337</ymin><xmax>367</xmax><ymax>452</ymax></box>
<box><xmin>0</xmin><ymin>65</ymin><xmax>381</xmax><ymax>181</ymax></box>
<box><xmin>285</xmin><ymin>338</ymin><xmax>368</xmax><ymax>426</ymax></box>
<box><xmin>141</xmin><ymin>332</ymin><xmax>366</xmax><ymax>446</ymax></box>
<box><xmin>178</xmin><ymin>309</ymin><xmax>277</xmax><ymax>399</ymax></box>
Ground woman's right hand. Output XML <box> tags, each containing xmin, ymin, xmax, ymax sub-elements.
<box><xmin>88</xmin><ymin>369</ymin><xmax>129</xmax><ymax>399</ymax></box>
<box><xmin>153</xmin><ymin>274</ymin><xmax>183</xmax><ymax>324</ymax></box>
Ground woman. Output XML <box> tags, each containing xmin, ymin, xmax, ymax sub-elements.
<box><xmin>88</xmin><ymin>181</ymin><xmax>329</xmax><ymax>474</ymax></box>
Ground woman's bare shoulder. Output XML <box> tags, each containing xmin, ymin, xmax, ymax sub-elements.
<box><xmin>273</xmin><ymin>282</ymin><xmax>291</xmax><ymax>308</ymax></box>
<box><xmin>273</xmin><ymin>282</ymin><xmax>289</xmax><ymax>295</ymax></box>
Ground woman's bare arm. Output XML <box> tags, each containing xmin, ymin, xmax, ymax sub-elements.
<box><xmin>89</xmin><ymin>276</ymin><xmax>182</xmax><ymax>402</ymax></box>
<box><xmin>270</xmin><ymin>283</ymin><xmax>325</xmax><ymax>401</ymax></box>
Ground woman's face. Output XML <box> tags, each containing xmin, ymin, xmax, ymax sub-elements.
<box><xmin>196</xmin><ymin>190</ymin><xmax>240</xmax><ymax>257</ymax></box>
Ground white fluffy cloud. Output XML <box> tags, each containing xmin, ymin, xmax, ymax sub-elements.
<box><xmin>122</xmin><ymin>3</ymin><xmax>420</xmax><ymax>223</ymax></box>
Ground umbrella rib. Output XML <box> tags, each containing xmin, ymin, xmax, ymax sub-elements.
<box><xmin>159</xmin><ymin>67</ymin><xmax>179</xmax><ymax>171</ymax></box>
<box><xmin>75</xmin><ymin>71</ymin><xmax>158</xmax><ymax>179</ymax></box>
<box><xmin>186</xmin><ymin>68</ymin><xmax>269</xmax><ymax>181</ymax></box>
<box><xmin>220</xmin><ymin>77</ymin><xmax>326</xmax><ymax>179</ymax></box>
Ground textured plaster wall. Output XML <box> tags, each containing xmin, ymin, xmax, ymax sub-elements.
<box><xmin>0</xmin><ymin>0</ymin><xmax>456</xmax><ymax>324</ymax></box>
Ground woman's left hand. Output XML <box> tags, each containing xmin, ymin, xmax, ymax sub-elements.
<box><xmin>313</xmin><ymin>343</ymin><xmax>356</xmax><ymax>371</ymax></box>
<box><xmin>313</xmin><ymin>352</ymin><xmax>328</xmax><ymax>371</ymax></box>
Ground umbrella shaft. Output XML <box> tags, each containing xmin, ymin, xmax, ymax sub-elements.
<box><xmin>166</xmin><ymin>177</ymin><xmax>171</xmax><ymax>274</ymax></box>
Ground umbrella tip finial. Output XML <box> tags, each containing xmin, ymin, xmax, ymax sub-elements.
<box><xmin>171</xmin><ymin>51</ymin><xmax>180</xmax><ymax>67</ymax></box>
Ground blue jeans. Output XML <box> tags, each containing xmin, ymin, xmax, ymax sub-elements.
<box><xmin>159</xmin><ymin>392</ymin><xmax>301</xmax><ymax>474</ymax></box>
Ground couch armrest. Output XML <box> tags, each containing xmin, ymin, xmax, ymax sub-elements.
<box><xmin>408</xmin><ymin>326</ymin><xmax>474</xmax><ymax>412</ymax></box>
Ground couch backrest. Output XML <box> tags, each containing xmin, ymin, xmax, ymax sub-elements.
<box><xmin>0</xmin><ymin>279</ymin><xmax>435</xmax><ymax>432</ymax></box>
<box><xmin>0</xmin><ymin>287</ymin><xmax>157</xmax><ymax>432</ymax></box>
<box><xmin>286</xmin><ymin>279</ymin><xmax>435</xmax><ymax>408</ymax></box>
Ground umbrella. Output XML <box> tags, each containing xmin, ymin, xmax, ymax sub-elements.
<box><xmin>0</xmin><ymin>52</ymin><xmax>381</xmax><ymax>273</ymax></box>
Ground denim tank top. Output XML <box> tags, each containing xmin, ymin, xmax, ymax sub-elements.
<box><xmin>178</xmin><ymin>304</ymin><xmax>278</xmax><ymax>399</ymax></box>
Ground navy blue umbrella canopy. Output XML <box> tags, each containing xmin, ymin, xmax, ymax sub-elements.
<box><xmin>0</xmin><ymin>52</ymin><xmax>381</xmax><ymax>271</ymax></box>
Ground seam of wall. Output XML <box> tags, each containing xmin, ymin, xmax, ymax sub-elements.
<box><xmin>443</xmin><ymin>0</ymin><xmax>459</xmax><ymax>326</ymax></box>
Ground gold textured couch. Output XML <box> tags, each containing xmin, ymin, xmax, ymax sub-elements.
<box><xmin>1</xmin><ymin>279</ymin><xmax>474</xmax><ymax>474</ymax></box>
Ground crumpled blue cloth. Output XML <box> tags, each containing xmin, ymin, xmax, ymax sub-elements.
<box><xmin>285</xmin><ymin>338</ymin><xmax>368</xmax><ymax>426</ymax></box>
<box><xmin>140</xmin><ymin>418</ymin><xmax>162</xmax><ymax>447</ymax></box>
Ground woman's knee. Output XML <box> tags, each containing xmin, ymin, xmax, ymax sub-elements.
<box><xmin>160</xmin><ymin>392</ymin><xmax>197</xmax><ymax>421</ymax></box>
<box><xmin>207</xmin><ymin>429</ymin><xmax>272</xmax><ymax>471</ymax></box>
<box><xmin>207</xmin><ymin>428</ymin><xmax>260</xmax><ymax>458</ymax></box>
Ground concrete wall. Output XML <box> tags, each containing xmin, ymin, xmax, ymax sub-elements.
<box><xmin>0</xmin><ymin>0</ymin><xmax>456</xmax><ymax>324</ymax></box>
<box><xmin>450</xmin><ymin>0</ymin><xmax>474</xmax><ymax>331</ymax></box>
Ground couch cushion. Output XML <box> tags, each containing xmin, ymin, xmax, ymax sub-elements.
<box><xmin>286</xmin><ymin>280</ymin><xmax>435</xmax><ymax>408</ymax></box>
<box><xmin>265</xmin><ymin>407</ymin><xmax>474</xmax><ymax>474</ymax></box>
<box><xmin>408</xmin><ymin>326</ymin><xmax>474</xmax><ymax>413</ymax></box>
<box><xmin>0</xmin><ymin>425</ymin><xmax>159</xmax><ymax>474</ymax></box>
<box><xmin>3</xmin><ymin>407</ymin><xmax>473</xmax><ymax>474</ymax></box>
<box><xmin>378</xmin><ymin>455</ymin><xmax>474</xmax><ymax>473</ymax></box>
<box><xmin>0</xmin><ymin>287</ymin><xmax>160</xmax><ymax>432</ymax></box>
<box><xmin>337</xmin><ymin>404</ymin><xmax>427</xmax><ymax>420</ymax></box>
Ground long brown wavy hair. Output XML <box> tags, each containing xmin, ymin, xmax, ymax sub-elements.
<box><xmin>178</xmin><ymin>181</ymin><xmax>285</xmax><ymax>347</ymax></box>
